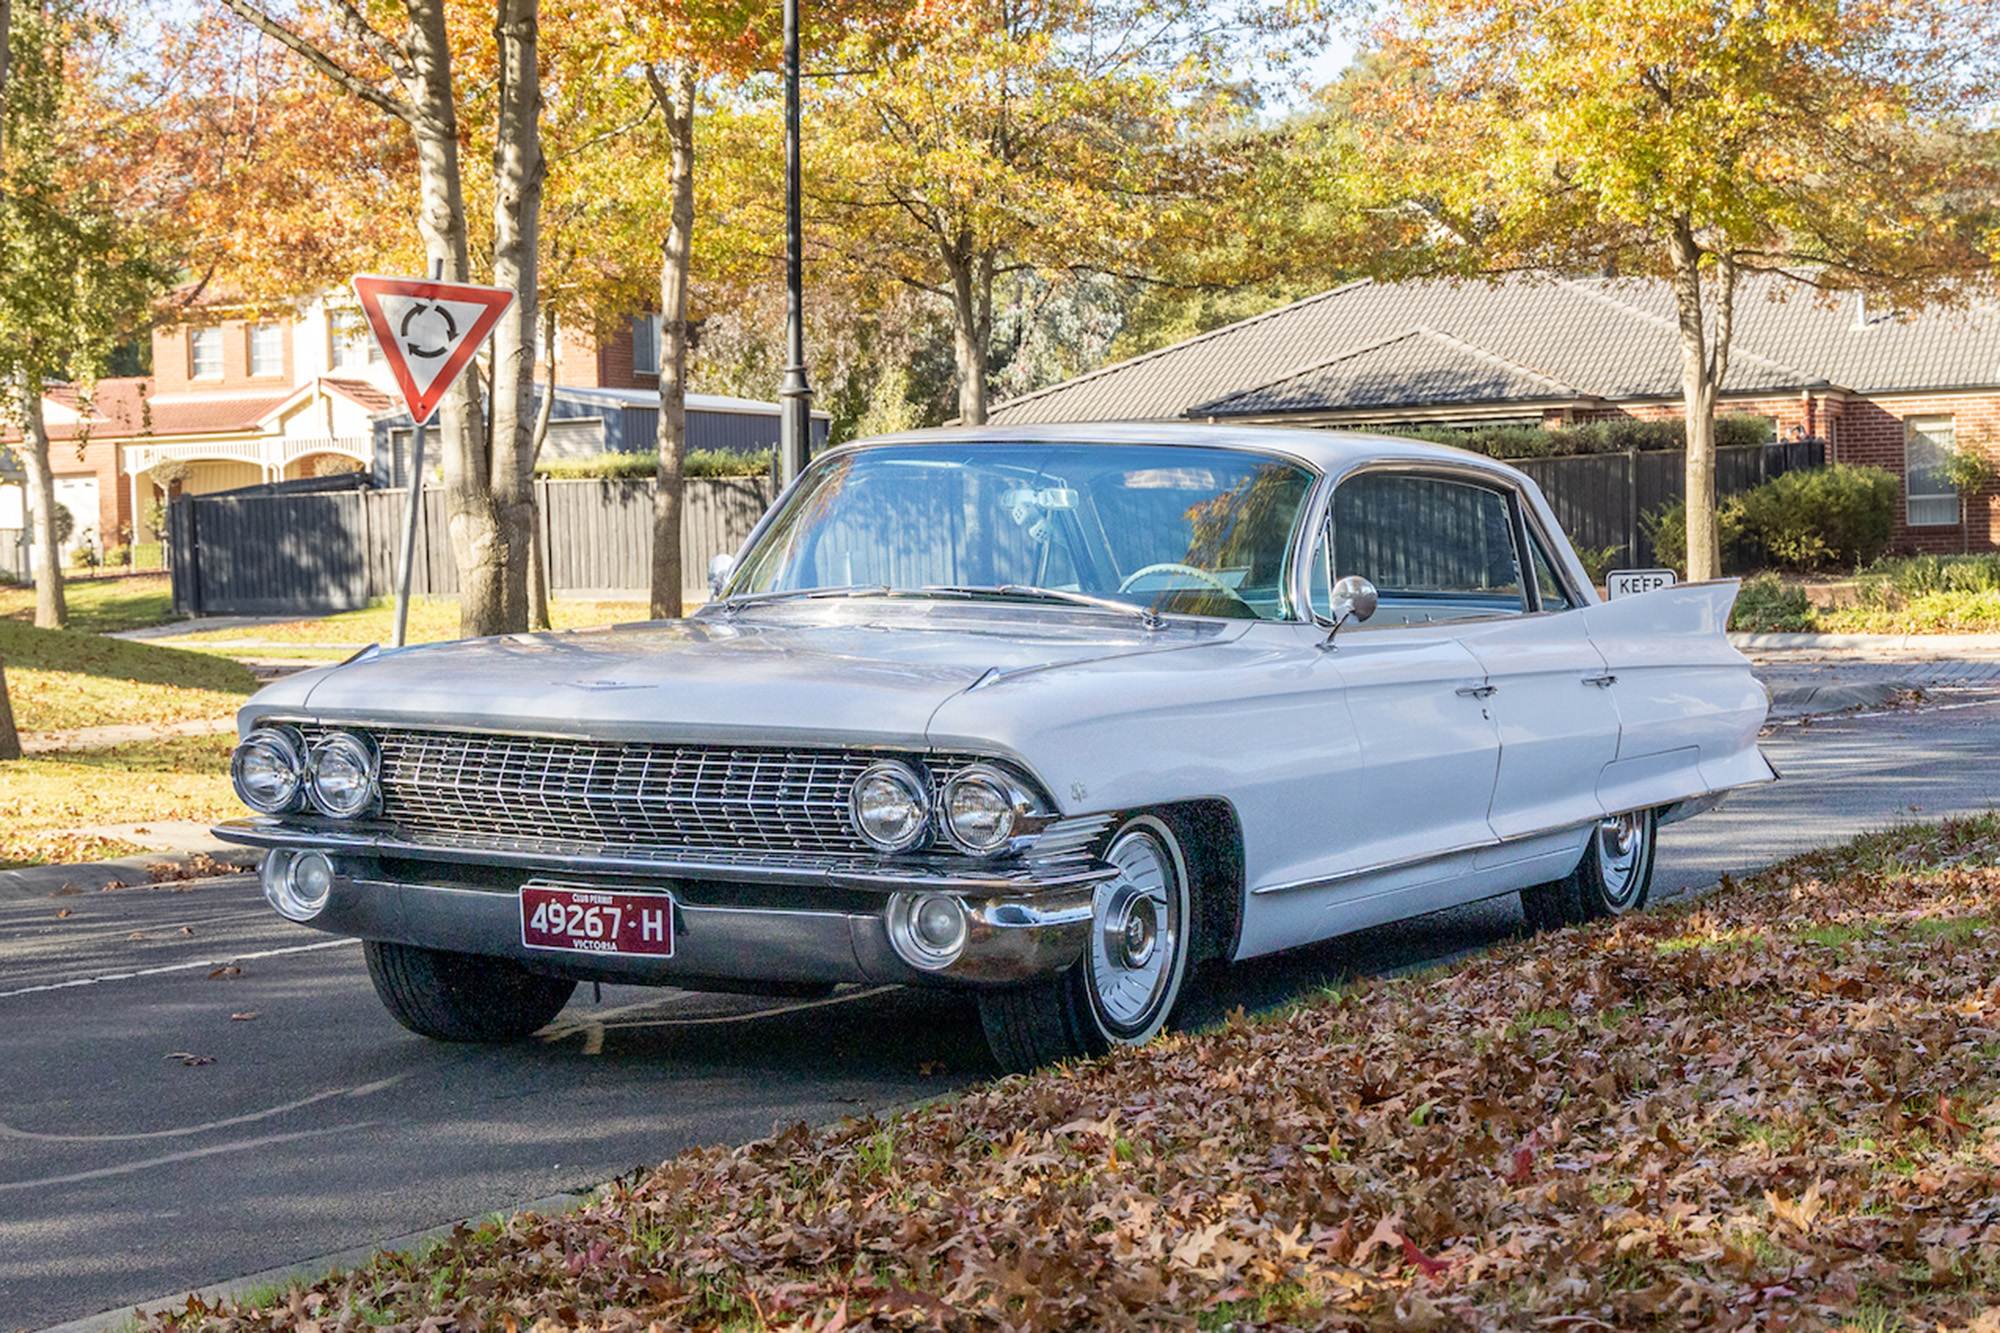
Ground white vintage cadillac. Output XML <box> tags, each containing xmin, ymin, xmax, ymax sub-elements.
<box><xmin>218</xmin><ymin>424</ymin><xmax>1773</xmax><ymax>1070</ymax></box>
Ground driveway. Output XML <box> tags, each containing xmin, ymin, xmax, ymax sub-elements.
<box><xmin>7</xmin><ymin>689</ymin><xmax>2000</xmax><ymax>1332</ymax></box>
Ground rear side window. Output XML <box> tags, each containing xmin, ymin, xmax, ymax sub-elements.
<box><xmin>1323</xmin><ymin>472</ymin><xmax>1525</xmax><ymax>621</ymax></box>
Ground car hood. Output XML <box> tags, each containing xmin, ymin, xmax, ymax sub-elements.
<box><xmin>244</xmin><ymin>601</ymin><xmax>1246</xmax><ymax>748</ymax></box>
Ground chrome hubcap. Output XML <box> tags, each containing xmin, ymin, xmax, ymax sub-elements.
<box><xmin>1596</xmin><ymin>812</ymin><xmax>1647</xmax><ymax>908</ymax></box>
<box><xmin>1089</xmin><ymin>828</ymin><xmax>1179</xmax><ymax>1033</ymax></box>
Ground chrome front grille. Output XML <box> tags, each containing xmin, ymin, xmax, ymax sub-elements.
<box><xmin>298</xmin><ymin>726</ymin><xmax>992</xmax><ymax>865</ymax></box>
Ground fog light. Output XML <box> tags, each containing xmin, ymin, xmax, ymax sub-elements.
<box><xmin>289</xmin><ymin>851</ymin><xmax>335</xmax><ymax>916</ymax></box>
<box><xmin>886</xmin><ymin>892</ymin><xmax>968</xmax><ymax>971</ymax></box>
<box><xmin>261</xmin><ymin>850</ymin><xmax>335</xmax><ymax>922</ymax></box>
<box><xmin>308</xmin><ymin>732</ymin><xmax>379</xmax><ymax>818</ymax></box>
<box><xmin>232</xmin><ymin>726</ymin><xmax>306</xmax><ymax>814</ymax></box>
<box><xmin>849</xmin><ymin>760</ymin><xmax>931</xmax><ymax>852</ymax></box>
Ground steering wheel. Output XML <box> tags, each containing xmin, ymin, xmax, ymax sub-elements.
<box><xmin>1117</xmin><ymin>562</ymin><xmax>1250</xmax><ymax>610</ymax></box>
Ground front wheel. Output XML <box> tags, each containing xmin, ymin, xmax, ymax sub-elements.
<box><xmin>979</xmin><ymin>814</ymin><xmax>1195</xmax><ymax>1072</ymax></box>
<box><xmin>364</xmin><ymin>940</ymin><xmax>577</xmax><ymax>1042</ymax></box>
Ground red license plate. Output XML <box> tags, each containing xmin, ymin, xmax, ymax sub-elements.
<box><xmin>521</xmin><ymin>884</ymin><xmax>675</xmax><ymax>957</ymax></box>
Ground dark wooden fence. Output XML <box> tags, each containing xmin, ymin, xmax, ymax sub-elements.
<box><xmin>165</xmin><ymin>440</ymin><xmax>1823</xmax><ymax>617</ymax></box>
<box><xmin>1513</xmin><ymin>439</ymin><xmax>1823</xmax><ymax>569</ymax></box>
<box><xmin>169</xmin><ymin>476</ymin><xmax>776</xmax><ymax>617</ymax></box>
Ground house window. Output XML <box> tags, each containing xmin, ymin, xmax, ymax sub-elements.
<box><xmin>633</xmin><ymin>313</ymin><xmax>662</xmax><ymax>375</ymax></box>
<box><xmin>249</xmin><ymin>323</ymin><xmax>283</xmax><ymax>377</ymax></box>
<box><xmin>189</xmin><ymin>327</ymin><xmax>223</xmax><ymax>379</ymax></box>
<box><xmin>329</xmin><ymin>309</ymin><xmax>380</xmax><ymax>370</ymax></box>
<box><xmin>1906</xmin><ymin>416</ymin><xmax>1958</xmax><ymax>527</ymax></box>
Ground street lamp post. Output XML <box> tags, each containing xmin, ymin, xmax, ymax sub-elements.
<box><xmin>777</xmin><ymin>0</ymin><xmax>813</xmax><ymax>485</ymax></box>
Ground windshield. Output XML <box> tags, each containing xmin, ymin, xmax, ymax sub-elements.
<box><xmin>725</xmin><ymin>442</ymin><xmax>1317</xmax><ymax>621</ymax></box>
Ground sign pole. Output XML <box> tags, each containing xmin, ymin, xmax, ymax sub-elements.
<box><xmin>391</xmin><ymin>258</ymin><xmax>447</xmax><ymax>648</ymax></box>
<box><xmin>392</xmin><ymin>416</ymin><xmax>430</xmax><ymax>648</ymax></box>
<box><xmin>777</xmin><ymin>0</ymin><xmax>813</xmax><ymax>485</ymax></box>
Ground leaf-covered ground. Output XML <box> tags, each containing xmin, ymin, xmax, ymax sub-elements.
<box><xmin>154</xmin><ymin>596</ymin><xmax>653</xmax><ymax>650</ymax></box>
<box><xmin>0</xmin><ymin>735</ymin><xmax>237</xmax><ymax>868</ymax></box>
<box><xmin>148</xmin><ymin>817</ymin><xmax>2000</xmax><ymax>1332</ymax></box>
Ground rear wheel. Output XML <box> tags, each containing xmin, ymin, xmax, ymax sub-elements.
<box><xmin>364</xmin><ymin>940</ymin><xmax>576</xmax><ymax>1042</ymax></box>
<box><xmin>1522</xmin><ymin>808</ymin><xmax>1658</xmax><ymax>930</ymax></box>
<box><xmin>979</xmin><ymin>814</ymin><xmax>1195</xmax><ymax>1073</ymax></box>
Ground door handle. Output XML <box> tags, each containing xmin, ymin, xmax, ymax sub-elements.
<box><xmin>1455</xmin><ymin>684</ymin><xmax>1497</xmax><ymax>699</ymax></box>
<box><xmin>1582</xmin><ymin>674</ymin><xmax>1618</xmax><ymax>688</ymax></box>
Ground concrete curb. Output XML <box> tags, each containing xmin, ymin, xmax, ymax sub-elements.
<box><xmin>1730</xmin><ymin>631</ymin><xmax>2000</xmax><ymax>653</ymax></box>
<box><xmin>1764</xmin><ymin>681</ymin><xmax>1914</xmax><ymax>719</ymax></box>
<box><xmin>31</xmin><ymin>1191</ymin><xmax>595</xmax><ymax>1333</ymax></box>
<box><xmin>0</xmin><ymin>846</ymin><xmax>259</xmax><ymax>902</ymax></box>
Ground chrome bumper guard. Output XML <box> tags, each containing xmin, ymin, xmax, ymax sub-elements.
<box><xmin>218</xmin><ymin>820</ymin><xmax>1110</xmax><ymax>988</ymax></box>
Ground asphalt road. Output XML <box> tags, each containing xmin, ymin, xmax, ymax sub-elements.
<box><xmin>5</xmin><ymin>696</ymin><xmax>1999</xmax><ymax>1331</ymax></box>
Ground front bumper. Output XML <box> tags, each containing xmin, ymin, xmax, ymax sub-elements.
<box><xmin>219</xmin><ymin>820</ymin><xmax>1113</xmax><ymax>989</ymax></box>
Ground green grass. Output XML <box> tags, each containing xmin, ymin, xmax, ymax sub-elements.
<box><xmin>0</xmin><ymin>571</ymin><xmax>180</xmax><ymax>633</ymax></box>
<box><xmin>0</xmin><ymin>620</ymin><xmax>256</xmax><ymax>732</ymax></box>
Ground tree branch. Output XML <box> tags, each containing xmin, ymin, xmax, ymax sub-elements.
<box><xmin>217</xmin><ymin>0</ymin><xmax>414</xmax><ymax>122</ymax></box>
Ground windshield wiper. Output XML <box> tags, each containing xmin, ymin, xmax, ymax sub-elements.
<box><xmin>921</xmin><ymin>584</ymin><xmax>1165</xmax><ymax>631</ymax></box>
<box><xmin>714</xmin><ymin>584</ymin><xmax>896</xmax><ymax>614</ymax></box>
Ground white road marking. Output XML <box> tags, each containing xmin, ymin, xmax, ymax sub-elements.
<box><xmin>0</xmin><ymin>1076</ymin><xmax>410</xmax><ymax>1143</ymax></box>
<box><xmin>0</xmin><ymin>938</ymin><xmax>359</xmax><ymax>1001</ymax></box>
<box><xmin>0</xmin><ymin>1125</ymin><xmax>374</xmax><ymax>1192</ymax></box>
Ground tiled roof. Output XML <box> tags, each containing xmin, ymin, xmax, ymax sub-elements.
<box><xmin>990</xmin><ymin>271</ymin><xmax>1999</xmax><ymax>424</ymax></box>
<box><xmin>320</xmin><ymin>377</ymin><xmax>397</xmax><ymax>414</ymax></box>
<box><xmin>1195</xmin><ymin>327</ymin><xmax>1581</xmax><ymax>417</ymax></box>
<box><xmin>142</xmin><ymin>390</ymin><xmax>295</xmax><ymax>436</ymax></box>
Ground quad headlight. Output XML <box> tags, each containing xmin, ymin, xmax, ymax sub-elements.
<box><xmin>231</xmin><ymin>726</ymin><xmax>307</xmax><ymax>813</ymax></box>
<box><xmin>307</xmin><ymin>731</ymin><xmax>380</xmax><ymax>818</ymax></box>
<box><xmin>940</xmin><ymin>763</ymin><xmax>1036</xmax><ymax>855</ymax></box>
<box><xmin>849</xmin><ymin>760</ymin><xmax>932</xmax><ymax>852</ymax></box>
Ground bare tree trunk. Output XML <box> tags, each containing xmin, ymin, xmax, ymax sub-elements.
<box><xmin>19</xmin><ymin>379</ymin><xmax>67</xmax><ymax>629</ymax></box>
<box><xmin>527</xmin><ymin>297</ymin><xmax>559</xmax><ymax>630</ymax></box>
<box><xmin>647</xmin><ymin>62</ymin><xmax>696</xmax><ymax>620</ymax></box>
<box><xmin>1668</xmin><ymin>220</ymin><xmax>1734</xmax><ymax>583</ymax></box>
<box><xmin>945</xmin><ymin>238</ymin><xmax>994</xmax><ymax>426</ymax></box>
<box><xmin>0</xmin><ymin>0</ymin><xmax>18</xmax><ymax>759</ymax></box>
<box><xmin>488</xmin><ymin>0</ymin><xmax>541</xmax><ymax>635</ymax></box>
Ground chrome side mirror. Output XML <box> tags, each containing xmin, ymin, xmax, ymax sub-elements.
<box><xmin>1331</xmin><ymin>575</ymin><xmax>1377</xmax><ymax>625</ymax></box>
<box><xmin>707</xmin><ymin>552</ymin><xmax>736</xmax><ymax>597</ymax></box>
<box><xmin>1321</xmin><ymin>575</ymin><xmax>1378</xmax><ymax>649</ymax></box>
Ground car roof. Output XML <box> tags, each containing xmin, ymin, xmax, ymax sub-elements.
<box><xmin>838</xmin><ymin>421</ymin><xmax>1529</xmax><ymax>484</ymax></box>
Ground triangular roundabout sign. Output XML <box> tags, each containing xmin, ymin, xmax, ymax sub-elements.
<box><xmin>352</xmin><ymin>274</ymin><xmax>516</xmax><ymax>425</ymax></box>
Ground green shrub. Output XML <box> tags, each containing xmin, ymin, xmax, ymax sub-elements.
<box><xmin>1645</xmin><ymin>465</ymin><xmax>1897</xmax><ymax>575</ymax></box>
<box><xmin>537</xmin><ymin>448</ymin><xmax>773</xmax><ymax>480</ymax></box>
<box><xmin>1731</xmin><ymin>465</ymin><xmax>1897</xmax><ymax>571</ymax></box>
<box><xmin>103</xmin><ymin>544</ymin><xmax>131</xmax><ymax>567</ymax></box>
<box><xmin>1371</xmin><ymin>413</ymin><xmax>1775</xmax><ymax>461</ymax></box>
<box><xmin>1642</xmin><ymin>500</ymin><xmax>1751</xmax><ymax>576</ymax></box>
<box><xmin>1729</xmin><ymin>574</ymin><xmax>1818</xmax><ymax>632</ymax></box>
<box><xmin>1859</xmin><ymin>553</ymin><xmax>2000</xmax><ymax>599</ymax></box>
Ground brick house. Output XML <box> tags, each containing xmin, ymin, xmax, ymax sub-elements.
<box><xmin>989</xmin><ymin>272</ymin><xmax>2000</xmax><ymax>554</ymax></box>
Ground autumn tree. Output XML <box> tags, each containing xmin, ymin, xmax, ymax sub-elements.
<box><xmin>1347</xmin><ymin>0</ymin><xmax>2000</xmax><ymax>580</ymax></box>
<box><xmin>219</xmin><ymin>0</ymin><xmax>544</xmax><ymax>637</ymax></box>
<box><xmin>0</xmin><ymin>1</ymin><xmax>163</xmax><ymax>633</ymax></box>
<box><xmin>807</xmin><ymin>0</ymin><xmax>1310</xmax><ymax>425</ymax></box>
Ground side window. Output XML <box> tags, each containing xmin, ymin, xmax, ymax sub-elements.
<box><xmin>1327</xmin><ymin>472</ymin><xmax>1525</xmax><ymax>620</ymax></box>
<box><xmin>1525</xmin><ymin>525</ymin><xmax>1578</xmax><ymax>611</ymax></box>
